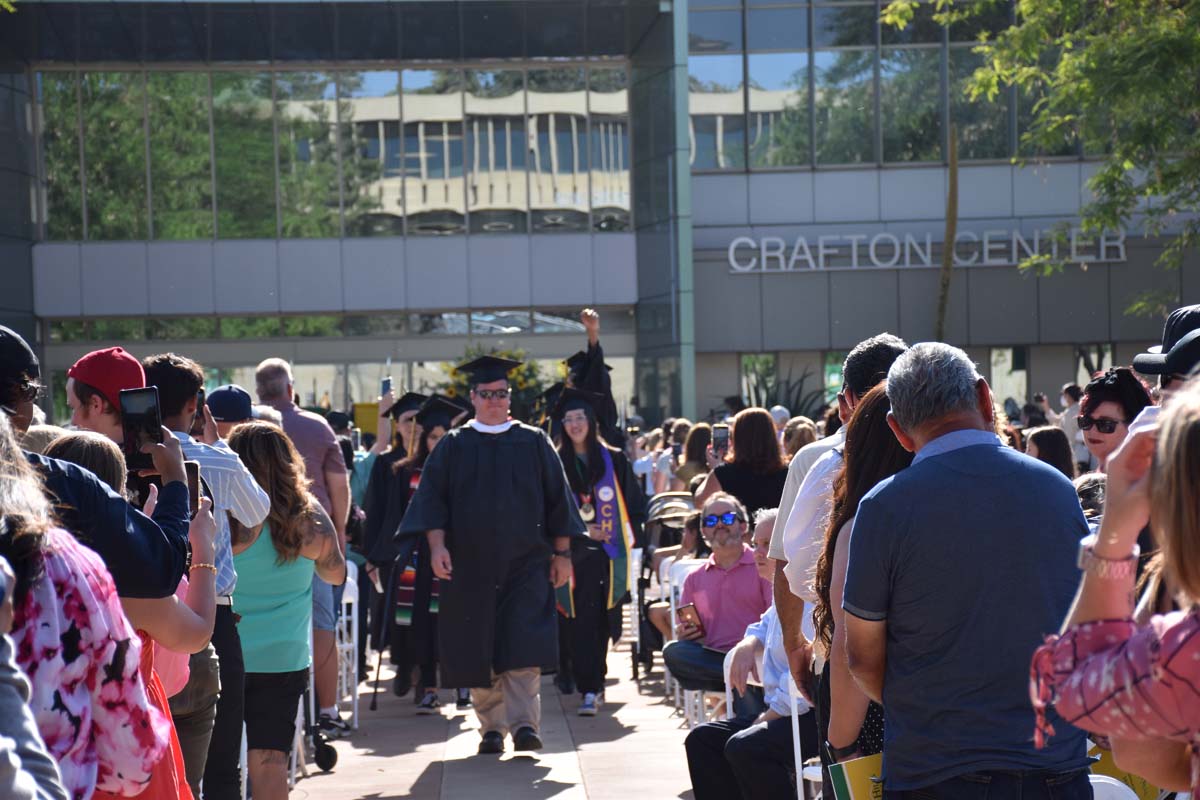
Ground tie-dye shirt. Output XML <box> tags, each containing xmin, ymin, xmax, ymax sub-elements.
<box><xmin>11</xmin><ymin>527</ymin><xmax>170</xmax><ymax>800</ymax></box>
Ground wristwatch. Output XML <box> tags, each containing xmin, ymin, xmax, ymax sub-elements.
<box><xmin>552</xmin><ymin>549</ymin><xmax>571</xmax><ymax>559</ymax></box>
<box><xmin>1076</xmin><ymin>534</ymin><xmax>1139</xmax><ymax>580</ymax></box>
<box><xmin>823</xmin><ymin>738</ymin><xmax>859</xmax><ymax>763</ymax></box>
<box><xmin>183</xmin><ymin>538</ymin><xmax>193</xmax><ymax>573</ymax></box>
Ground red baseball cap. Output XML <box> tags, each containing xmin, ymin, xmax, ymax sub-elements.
<box><xmin>67</xmin><ymin>347</ymin><xmax>145</xmax><ymax>410</ymax></box>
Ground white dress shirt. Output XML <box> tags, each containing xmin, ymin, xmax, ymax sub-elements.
<box><xmin>769</xmin><ymin>428</ymin><xmax>845</xmax><ymax>561</ymax></box>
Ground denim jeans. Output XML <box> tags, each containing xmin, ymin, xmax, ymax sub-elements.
<box><xmin>661</xmin><ymin>639</ymin><xmax>764</xmax><ymax>721</ymax></box>
<box><xmin>884</xmin><ymin>768</ymin><xmax>1094</xmax><ymax>800</ymax></box>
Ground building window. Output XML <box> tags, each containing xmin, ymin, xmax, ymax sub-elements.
<box><xmin>528</xmin><ymin>67</ymin><xmax>590</xmax><ymax>232</ymax></box>
<box><xmin>748</xmin><ymin>51</ymin><xmax>810</xmax><ymax>168</ymax></box>
<box><xmin>880</xmin><ymin>46</ymin><xmax>943</xmax><ymax>163</ymax></box>
<box><xmin>146</xmin><ymin>317</ymin><xmax>219</xmax><ymax>340</ymax></box>
<box><xmin>589</xmin><ymin>67</ymin><xmax>631</xmax><ymax>232</ymax></box>
<box><xmin>949</xmin><ymin>46</ymin><xmax>1011</xmax><ymax>160</ymax></box>
<box><xmin>340</xmin><ymin>71</ymin><xmax>402</xmax><ymax>237</ymax></box>
<box><xmin>38</xmin><ymin>72</ymin><xmax>83</xmax><ymax>241</ymax></box>
<box><xmin>465</xmin><ymin>69</ymin><xmax>529</xmax><ymax>234</ymax></box>
<box><xmin>689</xmin><ymin>54</ymin><xmax>747</xmax><ymax>170</ymax></box>
<box><xmin>276</xmin><ymin>72</ymin><xmax>341</xmax><ymax>238</ymax></box>
<box><xmin>213</xmin><ymin>72</ymin><xmax>277</xmax><ymax>239</ymax></box>
<box><xmin>148</xmin><ymin>72</ymin><xmax>214</xmax><ymax>239</ymax></box>
<box><xmin>813</xmin><ymin>49</ymin><xmax>875</xmax><ymax>164</ymax></box>
<box><xmin>403</xmin><ymin>69</ymin><xmax>467</xmax><ymax>236</ymax></box>
<box><xmin>82</xmin><ymin>72</ymin><xmax>148</xmax><ymax>240</ymax></box>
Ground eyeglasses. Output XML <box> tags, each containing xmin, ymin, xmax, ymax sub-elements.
<box><xmin>702</xmin><ymin>512</ymin><xmax>743</xmax><ymax>528</ymax></box>
<box><xmin>562</xmin><ymin>412</ymin><xmax>589</xmax><ymax>425</ymax></box>
<box><xmin>474</xmin><ymin>388</ymin><xmax>510</xmax><ymax>400</ymax></box>
<box><xmin>1078</xmin><ymin>415</ymin><xmax>1123</xmax><ymax>434</ymax></box>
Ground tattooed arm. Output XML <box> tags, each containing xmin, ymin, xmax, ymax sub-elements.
<box><xmin>299</xmin><ymin>501</ymin><xmax>347</xmax><ymax>586</ymax></box>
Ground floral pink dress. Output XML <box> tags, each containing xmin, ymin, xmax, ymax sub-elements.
<box><xmin>11</xmin><ymin>527</ymin><xmax>170</xmax><ymax>800</ymax></box>
<box><xmin>1030</xmin><ymin>608</ymin><xmax>1200</xmax><ymax>795</ymax></box>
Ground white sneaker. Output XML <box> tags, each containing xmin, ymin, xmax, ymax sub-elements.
<box><xmin>578</xmin><ymin>692</ymin><xmax>599</xmax><ymax>716</ymax></box>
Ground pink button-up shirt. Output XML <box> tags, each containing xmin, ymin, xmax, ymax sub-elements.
<box><xmin>1030</xmin><ymin>608</ymin><xmax>1200</xmax><ymax>795</ymax></box>
<box><xmin>680</xmin><ymin>545</ymin><xmax>772</xmax><ymax>652</ymax></box>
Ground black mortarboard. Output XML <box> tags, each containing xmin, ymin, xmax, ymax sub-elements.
<box><xmin>551</xmin><ymin>387</ymin><xmax>605</xmax><ymax>420</ymax></box>
<box><xmin>415</xmin><ymin>395</ymin><xmax>463</xmax><ymax>431</ymax></box>
<box><xmin>326</xmin><ymin>410</ymin><xmax>352</xmax><ymax>431</ymax></box>
<box><xmin>383</xmin><ymin>391</ymin><xmax>427</xmax><ymax>419</ymax></box>
<box><xmin>458</xmin><ymin>355</ymin><xmax>522</xmax><ymax>384</ymax></box>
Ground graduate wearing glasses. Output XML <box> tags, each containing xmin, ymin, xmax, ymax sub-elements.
<box><xmin>398</xmin><ymin>356</ymin><xmax>586</xmax><ymax>755</ymax></box>
<box><xmin>550</xmin><ymin>388</ymin><xmax>647</xmax><ymax>716</ymax></box>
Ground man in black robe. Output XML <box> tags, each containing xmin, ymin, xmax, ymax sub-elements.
<box><xmin>398</xmin><ymin>355</ymin><xmax>584</xmax><ymax>755</ymax></box>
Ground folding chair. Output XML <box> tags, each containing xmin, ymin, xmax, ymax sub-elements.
<box><xmin>665</xmin><ymin>558</ymin><xmax>706</xmax><ymax>712</ymax></box>
<box><xmin>336</xmin><ymin>561</ymin><xmax>360</xmax><ymax>730</ymax></box>
<box><xmin>789</xmin><ymin>676</ymin><xmax>824</xmax><ymax>800</ymax></box>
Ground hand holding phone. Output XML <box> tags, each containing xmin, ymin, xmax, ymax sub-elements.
<box><xmin>120</xmin><ymin>387</ymin><xmax>164</xmax><ymax>471</ymax></box>
<box><xmin>381</xmin><ymin>376</ymin><xmax>393</xmax><ymax>396</ymax></box>
<box><xmin>712</xmin><ymin>423</ymin><xmax>730</xmax><ymax>455</ymax></box>
<box><xmin>144</xmin><ymin>428</ymin><xmax>187</xmax><ymax>487</ymax></box>
<box><xmin>184</xmin><ymin>461</ymin><xmax>201</xmax><ymax>518</ymax></box>
<box><xmin>676</xmin><ymin>603</ymin><xmax>705</xmax><ymax>641</ymax></box>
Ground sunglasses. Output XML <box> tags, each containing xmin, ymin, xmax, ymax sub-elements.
<box><xmin>1078</xmin><ymin>415</ymin><xmax>1123</xmax><ymax>434</ymax></box>
<box><xmin>702</xmin><ymin>512</ymin><xmax>744</xmax><ymax>528</ymax></box>
<box><xmin>474</xmin><ymin>388</ymin><xmax>510</xmax><ymax>400</ymax></box>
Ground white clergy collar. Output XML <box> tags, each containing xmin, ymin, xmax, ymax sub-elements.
<box><xmin>468</xmin><ymin>419</ymin><xmax>516</xmax><ymax>434</ymax></box>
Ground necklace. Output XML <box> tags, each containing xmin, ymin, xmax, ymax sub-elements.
<box><xmin>574</xmin><ymin>457</ymin><xmax>596</xmax><ymax>522</ymax></box>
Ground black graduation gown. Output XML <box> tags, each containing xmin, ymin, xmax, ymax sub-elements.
<box><xmin>398</xmin><ymin>422</ymin><xmax>586</xmax><ymax>687</ymax></box>
<box><xmin>575</xmin><ymin>342</ymin><xmax>624</xmax><ymax>447</ymax></box>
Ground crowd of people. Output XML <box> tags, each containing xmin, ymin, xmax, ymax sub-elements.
<box><xmin>2</xmin><ymin>300</ymin><xmax>1200</xmax><ymax>800</ymax></box>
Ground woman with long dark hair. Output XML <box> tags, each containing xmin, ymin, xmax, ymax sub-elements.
<box><xmin>1024</xmin><ymin>425</ymin><xmax>1076</xmax><ymax>481</ymax></box>
<box><xmin>812</xmin><ymin>385</ymin><xmax>913</xmax><ymax>769</ymax></box>
<box><xmin>553</xmin><ymin>388</ymin><xmax>647</xmax><ymax>715</ymax></box>
<box><xmin>387</xmin><ymin>396</ymin><xmax>466</xmax><ymax>713</ymax></box>
<box><xmin>694</xmin><ymin>407</ymin><xmax>788</xmax><ymax>517</ymax></box>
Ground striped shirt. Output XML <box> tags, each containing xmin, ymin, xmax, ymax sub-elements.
<box><xmin>175</xmin><ymin>432</ymin><xmax>271</xmax><ymax>597</ymax></box>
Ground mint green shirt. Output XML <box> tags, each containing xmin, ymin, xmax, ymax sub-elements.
<box><xmin>232</xmin><ymin>523</ymin><xmax>314</xmax><ymax>673</ymax></box>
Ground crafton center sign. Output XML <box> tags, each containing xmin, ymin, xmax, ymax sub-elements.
<box><xmin>725</xmin><ymin>227</ymin><xmax>1128</xmax><ymax>273</ymax></box>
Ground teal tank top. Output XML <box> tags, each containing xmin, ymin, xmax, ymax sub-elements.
<box><xmin>232</xmin><ymin>522</ymin><xmax>315</xmax><ymax>673</ymax></box>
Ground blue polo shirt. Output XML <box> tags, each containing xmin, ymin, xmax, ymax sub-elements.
<box><xmin>842</xmin><ymin>429</ymin><xmax>1090</xmax><ymax>790</ymax></box>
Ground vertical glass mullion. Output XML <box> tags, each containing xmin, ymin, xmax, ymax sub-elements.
<box><xmin>873</xmin><ymin>1</ymin><xmax>882</xmax><ymax>165</ymax></box>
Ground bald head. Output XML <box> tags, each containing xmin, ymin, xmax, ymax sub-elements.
<box><xmin>255</xmin><ymin>357</ymin><xmax>293</xmax><ymax>403</ymax></box>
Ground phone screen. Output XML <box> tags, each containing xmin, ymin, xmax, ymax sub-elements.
<box><xmin>672</xmin><ymin>442</ymin><xmax>682</xmax><ymax>458</ymax></box>
<box><xmin>120</xmin><ymin>387</ymin><xmax>163</xmax><ymax>471</ymax></box>
<box><xmin>185</xmin><ymin>461</ymin><xmax>200</xmax><ymax>517</ymax></box>
<box><xmin>381</xmin><ymin>376</ymin><xmax>392</xmax><ymax>396</ymax></box>
<box><xmin>677</xmin><ymin>603</ymin><xmax>704</xmax><ymax>637</ymax></box>
<box><xmin>712</xmin><ymin>425</ymin><xmax>730</xmax><ymax>452</ymax></box>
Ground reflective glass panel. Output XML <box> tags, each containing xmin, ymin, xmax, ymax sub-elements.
<box><xmin>1017</xmin><ymin>78</ymin><xmax>1077</xmax><ymax>157</ymax></box>
<box><xmin>471</xmin><ymin>310</ymin><xmax>532</xmax><ymax>334</ymax></box>
<box><xmin>528</xmin><ymin>68</ymin><xmax>589</xmax><ymax>232</ymax></box>
<box><xmin>82</xmin><ymin>72</ymin><xmax>147</xmax><ymax>240</ymax></box>
<box><xmin>465</xmin><ymin>70</ymin><xmax>528</xmax><ymax>234</ymax></box>
<box><xmin>281</xmin><ymin>315</ymin><xmax>343</xmax><ymax>337</ymax></box>
<box><xmin>950</xmin><ymin>0</ymin><xmax>1012</xmax><ymax>42</ymax></box>
<box><xmin>48</xmin><ymin>320</ymin><xmax>86</xmax><ymax>343</ymax></box>
<box><xmin>949</xmin><ymin>47</ymin><xmax>1010</xmax><ymax>159</ymax></box>
<box><xmin>689</xmin><ymin>54</ymin><xmax>746</xmax><ymax>170</ymax></box>
<box><xmin>812</xmin><ymin>4</ymin><xmax>876</xmax><ymax>47</ymax></box>
<box><xmin>344</xmin><ymin>314</ymin><xmax>408</xmax><ymax>336</ymax></box>
<box><xmin>146</xmin><ymin>317</ymin><xmax>218</xmax><ymax>340</ymax></box>
<box><xmin>748</xmin><ymin>52</ymin><xmax>810</xmax><ymax>167</ymax></box>
<box><xmin>747</xmin><ymin>8</ymin><xmax>809</xmax><ymax>51</ymax></box>
<box><xmin>527</xmin><ymin>2</ymin><xmax>585</xmax><ymax>58</ymax></box>
<box><xmin>38</xmin><ymin>72</ymin><xmax>83</xmax><ymax>240</ymax></box>
<box><xmin>402</xmin><ymin>69</ymin><xmax>466</xmax><ymax>236</ymax></box>
<box><xmin>532</xmin><ymin>309</ymin><xmax>588</xmax><ymax>334</ymax></box>
<box><xmin>880</xmin><ymin>47</ymin><xmax>943</xmax><ymax>162</ymax></box>
<box><xmin>276</xmin><ymin>72</ymin><xmax>340</xmax><ymax>238</ymax></box>
<box><xmin>219</xmin><ymin>316</ymin><xmax>281</xmax><ymax>338</ymax></box>
<box><xmin>148</xmin><ymin>72</ymin><xmax>213</xmax><ymax>239</ymax></box>
<box><xmin>688</xmin><ymin>11</ymin><xmax>743</xmax><ymax>53</ymax></box>
<box><xmin>212</xmin><ymin>72</ymin><xmax>276</xmax><ymax>238</ymax></box>
<box><xmin>90</xmin><ymin>318</ymin><xmax>146</xmax><ymax>341</ymax></box>
<box><xmin>340</xmin><ymin>71</ymin><xmax>402</xmax><ymax>237</ymax></box>
<box><xmin>408</xmin><ymin>313</ymin><xmax>471</xmax><ymax>335</ymax></box>
<box><xmin>881</xmin><ymin>2</ymin><xmax>943</xmax><ymax>44</ymax></box>
<box><xmin>813</xmin><ymin>50</ymin><xmax>875</xmax><ymax>164</ymax></box>
<box><xmin>589</xmin><ymin>68</ymin><xmax>630</xmax><ymax>232</ymax></box>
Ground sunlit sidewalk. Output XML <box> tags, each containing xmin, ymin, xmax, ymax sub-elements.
<box><xmin>289</xmin><ymin>648</ymin><xmax>694</xmax><ymax>800</ymax></box>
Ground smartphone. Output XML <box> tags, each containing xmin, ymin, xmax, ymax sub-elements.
<box><xmin>184</xmin><ymin>461</ymin><xmax>201</xmax><ymax>518</ymax></box>
<box><xmin>677</xmin><ymin>603</ymin><xmax>704</xmax><ymax>637</ymax></box>
<box><xmin>189</xmin><ymin>388</ymin><xmax>206</xmax><ymax>437</ymax></box>
<box><xmin>671</xmin><ymin>442</ymin><xmax>682</xmax><ymax>458</ymax></box>
<box><xmin>381</xmin><ymin>376</ymin><xmax>393</xmax><ymax>396</ymax></box>
<box><xmin>712</xmin><ymin>423</ymin><xmax>730</xmax><ymax>455</ymax></box>
<box><xmin>120</xmin><ymin>387</ymin><xmax>163</xmax><ymax>472</ymax></box>
<box><xmin>351</xmin><ymin>428</ymin><xmax>362</xmax><ymax>451</ymax></box>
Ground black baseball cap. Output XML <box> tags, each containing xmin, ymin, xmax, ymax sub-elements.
<box><xmin>1133</xmin><ymin>305</ymin><xmax>1200</xmax><ymax>375</ymax></box>
<box><xmin>206</xmin><ymin>384</ymin><xmax>253</xmax><ymax>422</ymax></box>
<box><xmin>0</xmin><ymin>325</ymin><xmax>39</xmax><ymax>382</ymax></box>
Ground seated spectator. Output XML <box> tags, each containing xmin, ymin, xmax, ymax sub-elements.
<box><xmin>0</xmin><ymin>413</ymin><xmax>171</xmax><ymax>800</ymax></box>
<box><xmin>684</xmin><ymin>508</ymin><xmax>818</xmax><ymax>800</ymax></box>
<box><xmin>811</xmin><ymin>386</ymin><xmax>908</xmax><ymax>774</ymax></box>
<box><xmin>42</xmin><ymin>431</ymin><xmax>218</xmax><ymax>796</ymax></box>
<box><xmin>843</xmin><ymin>343</ymin><xmax>1091</xmax><ymax>798</ymax></box>
<box><xmin>782</xmin><ymin>416</ymin><xmax>817</xmax><ymax>460</ymax></box>
<box><xmin>662</xmin><ymin>493</ymin><xmax>771</xmax><ymax>720</ymax></box>
<box><xmin>647</xmin><ymin>511</ymin><xmax>707</xmax><ymax>639</ymax></box>
<box><xmin>226</xmin><ymin>422</ymin><xmax>347</xmax><ymax>800</ymax></box>
<box><xmin>1031</xmin><ymin>378</ymin><xmax>1200</xmax><ymax>795</ymax></box>
<box><xmin>1024</xmin><ymin>425</ymin><xmax>1077</xmax><ymax>480</ymax></box>
<box><xmin>695</xmin><ymin>408</ymin><xmax>788</xmax><ymax>518</ymax></box>
<box><xmin>1078</xmin><ymin>366</ymin><xmax>1152</xmax><ymax>471</ymax></box>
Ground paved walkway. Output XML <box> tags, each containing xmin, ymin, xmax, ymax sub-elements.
<box><xmin>289</xmin><ymin>649</ymin><xmax>695</xmax><ymax>799</ymax></box>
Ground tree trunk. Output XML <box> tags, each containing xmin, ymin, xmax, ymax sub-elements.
<box><xmin>935</xmin><ymin>125</ymin><xmax>959</xmax><ymax>342</ymax></box>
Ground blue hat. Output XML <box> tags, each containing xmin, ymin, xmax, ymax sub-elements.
<box><xmin>206</xmin><ymin>384</ymin><xmax>253</xmax><ymax>422</ymax></box>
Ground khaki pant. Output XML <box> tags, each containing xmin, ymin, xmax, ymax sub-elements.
<box><xmin>471</xmin><ymin>668</ymin><xmax>541</xmax><ymax>737</ymax></box>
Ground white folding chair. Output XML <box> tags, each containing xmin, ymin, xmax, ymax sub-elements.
<box><xmin>789</xmin><ymin>675</ymin><xmax>825</xmax><ymax>800</ymax></box>
<box><xmin>1087</xmin><ymin>775</ymin><xmax>1139</xmax><ymax>800</ymax></box>
<box><xmin>335</xmin><ymin>561</ymin><xmax>360</xmax><ymax>730</ymax></box>
<box><xmin>630</xmin><ymin>547</ymin><xmax>643</xmax><ymax>662</ymax></box>
<box><xmin>665</xmin><ymin>559</ymin><xmax>707</xmax><ymax>715</ymax></box>
<box><xmin>239</xmin><ymin>723</ymin><xmax>248</xmax><ymax>800</ymax></box>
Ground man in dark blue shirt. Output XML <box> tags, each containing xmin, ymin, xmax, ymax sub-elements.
<box><xmin>842</xmin><ymin>342</ymin><xmax>1091</xmax><ymax>800</ymax></box>
<box><xmin>1</xmin><ymin>326</ymin><xmax>188</xmax><ymax>599</ymax></box>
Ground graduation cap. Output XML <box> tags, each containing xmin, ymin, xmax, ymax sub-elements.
<box><xmin>458</xmin><ymin>355</ymin><xmax>522</xmax><ymax>384</ymax></box>
<box><xmin>550</xmin><ymin>387</ymin><xmax>606</xmax><ymax>421</ymax></box>
<box><xmin>383</xmin><ymin>391</ymin><xmax>427</xmax><ymax>419</ymax></box>
<box><xmin>415</xmin><ymin>395</ymin><xmax>464</xmax><ymax>432</ymax></box>
<box><xmin>564</xmin><ymin>350</ymin><xmax>613</xmax><ymax>377</ymax></box>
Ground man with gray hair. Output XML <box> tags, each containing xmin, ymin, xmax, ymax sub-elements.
<box><xmin>841</xmin><ymin>343</ymin><xmax>1090</xmax><ymax>799</ymax></box>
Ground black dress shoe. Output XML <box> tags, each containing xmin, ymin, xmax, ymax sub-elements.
<box><xmin>392</xmin><ymin>672</ymin><xmax>412</xmax><ymax>698</ymax></box>
<box><xmin>512</xmin><ymin>726</ymin><xmax>543</xmax><ymax>752</ymax></box>
<box><xmin>554</xmin><ymin>673</ymin><xmax>576</xmax><ymax>696</ymax></box>
<box><xmin>478</xmin><ymin>731</ymin><xmax>504</xmax><ymax>755</ymax></box>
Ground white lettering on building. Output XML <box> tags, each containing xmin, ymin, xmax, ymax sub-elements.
<box><xmin>725</xmin><ymin>227</ymin><xmax>1128</xmax><ymax>273</ymax></box>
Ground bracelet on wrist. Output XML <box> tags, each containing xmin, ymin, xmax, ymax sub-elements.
<box><xmin>189</xmin><ymin>562</ymin><xmax>218</xmax><ymax>575</ymax></box>
<box><xmin>1077</xmin><ymin>535</ymin><xmax>1140</xmax><ymax>580</ymax></box>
